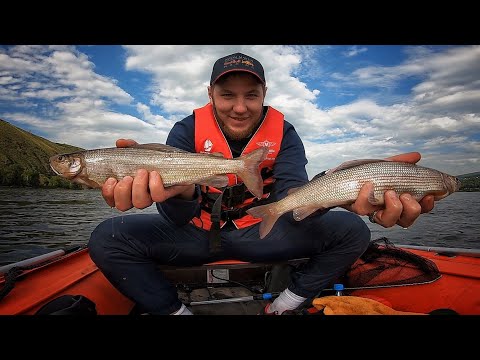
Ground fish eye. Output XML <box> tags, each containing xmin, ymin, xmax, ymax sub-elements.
<box><xmin>58</xmin><ymin>155</ymin><xmax>64</xmax><ymax>161</ymax></box>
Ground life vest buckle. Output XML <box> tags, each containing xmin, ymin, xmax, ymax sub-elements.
<box><xmin>222</xmin><ymin>183</ymin><xmax>247</xmax><ymax>208</ymax></box>
<box><xmin>221</xmin><ymin>208</ymin><xmax>244</xmax><ymax>222</ymax></box>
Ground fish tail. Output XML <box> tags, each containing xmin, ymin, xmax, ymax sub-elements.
<box><xmin>237</xmin><ymin>147</ymin><xmax>268</xmax><ymax>199</ymax></box>
<box><xmin>246</xmin><ymin>203</ymin><xmax>281</xmax><ymax>239</ymax></box>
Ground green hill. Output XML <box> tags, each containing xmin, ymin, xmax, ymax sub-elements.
<box><xmin>0</xmin><ymin>119</ymin><xmax>84</xmax><ymax>187</ymax></box>
<box><xmin>458</xmin><ymin>171</ymin><xmax>480</xmax><ymax>179</ymax></box>
<box><xmin>457</xmin><ymin>171</ymin><xmax>480</xmax><ymax>192</ymax></box>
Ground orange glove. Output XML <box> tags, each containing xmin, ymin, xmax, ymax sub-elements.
<box><xmin>312</xmin><ymin>296</ymin><xmax>426</xmax><ymax>315</ymax></box>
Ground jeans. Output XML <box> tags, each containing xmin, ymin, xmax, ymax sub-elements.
<box><xmin>88</xmin><ymin>209</ymin><xmax>370</xmax><ymax>314</ymax></box>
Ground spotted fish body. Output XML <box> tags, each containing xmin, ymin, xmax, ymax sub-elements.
<box><xmin>49</xmin><ymin>143</ymin><xmax>268</xmax><ymax>199</ymax></box>
<box><xmin>246</xmin><ymin>160</ymin><xmax>461</xmax><ymax>239</ymax></box>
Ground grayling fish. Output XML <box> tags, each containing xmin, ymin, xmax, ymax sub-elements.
<box><xmin>49</xmin><ymin>143</ymin><xmax>268</xmax><ymax>199</ymax></box>
<box><xmin>246</xmin><ymin>159</ymin><xmax>461</xmax><ymax>238</ymax></box>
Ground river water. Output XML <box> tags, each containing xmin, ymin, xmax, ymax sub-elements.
<box><xmin>0</xmin><ymin>187</ymin><xmax>478</xmax><ymax>266</ymax></box>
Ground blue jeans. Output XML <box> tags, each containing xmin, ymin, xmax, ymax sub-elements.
<box><xmin>88</xmin><ymin>210</ymin><xmax>370</xmax><ymax>314</ymax></box>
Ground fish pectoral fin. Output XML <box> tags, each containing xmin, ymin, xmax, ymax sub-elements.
<box><xmin>293</xmin><ymin>206</ymin><xmax>324</xmax><ymax>221</ymax></box>
<box><xmin>72</xmin><ymin>176</ymin><xmax>101</xmax><ymax>189</ymax></box>
<box><xmin>431</xmin><ymin>189</ymin><xmax>450</xmax><ymax>201</ymax></box>
<box><xmin>133</xmin><ymin>143</ymin><xmax>190</xmax><ymax>153</ymax></box>
<box><xmin>211</xmin><ymin>152</ymin><xmax>226</xmax><ymax>157</ymax></box>
<box><xmin>198</xmin><ymin>175</ymin><xmax>229</xmax><ymax>188</ymax></box>
<box><xmin>367</xmin><ymin>189</ymin><xmax>383</xmax><ymax>205</ymax></box>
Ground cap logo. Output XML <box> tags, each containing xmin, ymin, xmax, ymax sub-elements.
<box><xmin>224</xmin><ymin>55</ymin><xmax>256</xmax><ymax>69</ymax></box>
<box><xmin>211</xmin><ymin>52</ymin><xmax>265</xmax><ymax>85</ymax></box>
<box><xmin>223</xmin><ymin>59</ymin><xmax>255</xmax><ymax>68</ymax></box>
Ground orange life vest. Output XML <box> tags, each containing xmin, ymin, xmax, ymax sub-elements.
<box><xmin>192</xmin><ymin>103</ymin><xmax>284</xmax><ymax>230</ymax></box>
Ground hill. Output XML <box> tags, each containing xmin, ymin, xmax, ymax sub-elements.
<box><xmin>457</xmin><ymin>171</ymin><xmax>480</xmax><ymax>192</ymax></box>
<box><xmin>458</xmin><ymin>171</ymin><xmax>480</xmax><ymax>179</ymax></box>
<box><xmin>0</xmin><ymin>119</ymin><xmax>84</xmax><ymax>187</ymax></box>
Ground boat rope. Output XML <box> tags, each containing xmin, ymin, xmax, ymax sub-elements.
<box><xmin>323</xmin><ymin>276</ymin><xmax>442</xmax><ymax>292</ymax></box>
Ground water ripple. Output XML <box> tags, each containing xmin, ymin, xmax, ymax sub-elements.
<box><xmin>0</xmin><ymin>187</ymin><xmax>478</xmax><ymax>266</ymax></box>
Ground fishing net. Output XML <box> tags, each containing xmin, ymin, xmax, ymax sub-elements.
<box><xmin>341</xmin><ymin>237</ymin><xmax>441</xmax><ymax>289</ymax></box>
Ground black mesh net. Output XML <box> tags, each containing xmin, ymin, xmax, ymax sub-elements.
<box><xmin>341</xmin><ymin>237</ymin><xmax>441</xmax><ymax>289</ymax></box>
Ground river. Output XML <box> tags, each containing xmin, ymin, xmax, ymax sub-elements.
<box><xmin>0</xmin><ymin>187</ymin><xmax>478</xmax><ymax>266</ymax></box>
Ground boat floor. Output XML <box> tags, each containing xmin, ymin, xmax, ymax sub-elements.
<box><xmin>136</xmin><ymin>263</ymin><xmax>298</xmax><ymax>315</ymax></box>
<box><xmin>177</xmin><ymin>286</ymin><xmax>269</xmax><ymax>315</ymax></box>
<box><xmin>3</xmin><ymin>240</ymin><xmax>480</xmax><ymax>316</ymax></box>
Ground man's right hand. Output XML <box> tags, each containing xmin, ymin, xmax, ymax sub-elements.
<box><xmin>101</xmin><ymin>139</ymin><xmax>195</xmax><ymax>211</ymax></box>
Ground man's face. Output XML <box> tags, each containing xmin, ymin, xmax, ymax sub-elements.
<box><xmin>208</xmin><ymin>72</ymin><xmax>266</xmax><ymax>141</ymax></box>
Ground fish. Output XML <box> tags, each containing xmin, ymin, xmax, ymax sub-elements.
<box><xmin>49</xmin><ymin>143</ymin><xmax>268</xmax><ymax>199</ymax></box>
<box><xmin>246</xmin><ymin>159</ymin><xmax>462</xmax><ymax>239</ymax></box>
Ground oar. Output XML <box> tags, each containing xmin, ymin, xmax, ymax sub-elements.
<box><xmin>0</xmin><ymin>244</ymin><xmax>86</xmax><ymax>275</ymax></box>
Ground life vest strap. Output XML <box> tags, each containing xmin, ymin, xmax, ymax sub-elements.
<box><xmin>222</xmin><ymin>183</ymin><xmax>247</xmax><ymax>208</ymax></box>
<box><xmin>201</xmin><ymin>182</ymin><xmax>274</xmax><ymax>210</ymax></box>
<box><xmin>219</xmin><ymin>198</ymin><xmax>272</xmax><ymax>221</ymax></box>
<box><xmin>209</xmin><ymin>190</ymin><xmax>224</xmax><ymax>254</ymax></box>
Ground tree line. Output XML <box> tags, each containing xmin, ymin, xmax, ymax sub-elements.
<box><xmin>458</xmin><ymin>176</ymin><xmax>480</xmax><ymax>192</ymax></box>
<box><xmin>0</xmin><ymin>164</ymin><xmax>82</xmax><ymax>189</ymax></box>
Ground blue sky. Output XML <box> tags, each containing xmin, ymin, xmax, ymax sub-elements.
<box><xmin>0</xmin><ymin>45</ymin><xmax>479</xmax><ymax>177</ymax></box>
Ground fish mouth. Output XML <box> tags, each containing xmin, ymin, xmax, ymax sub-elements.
<box><xmin>50</xmin><ymin>164</ymin><xmax>79</xmax><ymax>179</ymax></box>
<box><xmin>50</xmin><ymin>164</ymin><xmax>61</xmax><ymax>176</ymax></box>
<box><xmin>455</xmin><ymin>178</ymin><xmax>462</xmax><ymax>192</ymax></box>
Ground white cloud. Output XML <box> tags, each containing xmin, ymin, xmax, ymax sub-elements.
<box><xmin>342</xmin><ymin>46</ymin><xmax>368</xmax><ymax>58</ymax></box>
<box><xmin>0</xmin><ymin>45</ymin><xmax>479</xmax><ymax>177</ymax></box>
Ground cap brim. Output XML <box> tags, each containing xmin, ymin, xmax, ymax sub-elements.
<box><xmin>211</xmin><ymin>69</ymin><xmax>265</xmax><ymax>85</ymax></box>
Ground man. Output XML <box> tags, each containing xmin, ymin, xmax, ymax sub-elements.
<box><xmin>88</xmin><ymin>52</ymin><xmax>434</xmax><ymax>315</ymax></box>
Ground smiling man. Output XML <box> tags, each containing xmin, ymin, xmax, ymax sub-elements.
<box><xmin>88</xmin><ymin>52</ymin><xmax>435</xmax><ymax>315</ymax></box>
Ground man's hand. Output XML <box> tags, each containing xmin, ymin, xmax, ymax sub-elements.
<box><xmin>343</xmin><ymin>152</ymin><xmax>435</xmax><ymax>228</ymax></box>
<box><xmin>101</xmin><ymin>139</ymin><xmax>195</xmax><ymax>211</ymax></box>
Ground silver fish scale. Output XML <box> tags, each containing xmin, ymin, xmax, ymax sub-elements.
<box><xmin>274</xmin><ymin>162</ymin><xmax>450</xmax><ymax>214</ymax></box>
<box><xmin>83</xmin><ymin>148</ymin><xmax>243</xmax><ymax>186</ymax></box>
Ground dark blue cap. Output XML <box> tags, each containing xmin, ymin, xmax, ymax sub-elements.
<box><xmin>210</xmin><ymin>52</ymin><xmax>265</xmax><ymax>85</ymax></box>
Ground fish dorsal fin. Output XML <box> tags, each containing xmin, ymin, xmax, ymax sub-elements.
<box><xmin>327</xmin><ymin>159</ymin><xmax>389</xmax><ymax>174</ymax></box>
<box><xmin>311</xmin><ymin>170</ymin><xmax>327</xmax><ymax>181</ymax></box>
<box><xmin>132</xmin><ymin>143</ymin><xmax>189</xmax><ymax>153</ymax></box>
<box><xmin>287</xmin><ymin>186</ymin><xmax>301</xmax><ymax>195</ymax></box>
<box><xmin>211</xmin><ymin>152</ymin><xmax>225</xmax><ymax>157</ymax></box>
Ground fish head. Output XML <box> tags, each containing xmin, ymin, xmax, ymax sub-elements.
<box><xmin>436</xmin><ymin>172</ymin><xmax>462</xmax><ymax>200</ymax></box>
<box><xmin>450</xmin><ymin>175</ymin><xmax>462</xmax><ymax>193</ymax></box>
<box><xmin>49</xmin><ymin>153</ymin><xmax>84</xmax><ymax>179</ymax></box>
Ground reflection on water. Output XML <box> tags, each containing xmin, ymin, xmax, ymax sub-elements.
<box><xmin>0</xmin><ymin>187</ymin><xmax>479</xmax><ymax>266</ymax></box>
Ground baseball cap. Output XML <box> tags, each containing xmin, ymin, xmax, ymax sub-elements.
<box><xmin>210</xmin><ymin>52</ymin><xmax>266</xmax><ymax>86</ymax></box>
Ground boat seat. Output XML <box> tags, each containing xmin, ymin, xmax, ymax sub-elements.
<box><xmin>158</xmin><ymin>258</ymin><xmax>309</xmax><ymax>270</ymax></box>
<box><xmin>158</xmin><ymin>258</ymin><xmax>309</xmax><ymax>289</ymax></box>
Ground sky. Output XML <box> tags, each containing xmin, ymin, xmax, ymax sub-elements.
<box><xmin>0</xmin><ymin>44</ymin><xmax>479</xmax><ymax>177</ymax></box>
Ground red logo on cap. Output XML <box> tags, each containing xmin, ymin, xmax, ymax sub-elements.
<box><xmin>223</xmin><ymin>56</ymin><xmax>255</xmax><ymax>68</ymax></box>
<box><xmin>224</xmin><ymin>59</ymin><xmax>241</xmax><ymax>67</ymax></box>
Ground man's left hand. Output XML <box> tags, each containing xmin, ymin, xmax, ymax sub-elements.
<box><xmin>343</xmin><ymin>152</ymin><xmax>435</xmax><ymax>228</ymax></box>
